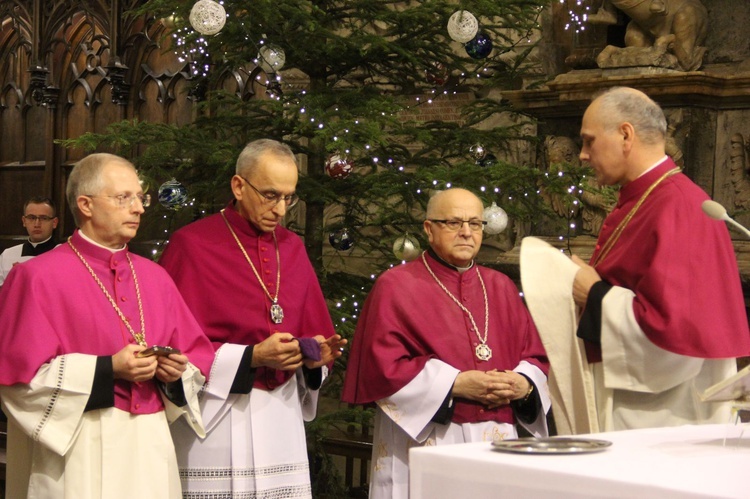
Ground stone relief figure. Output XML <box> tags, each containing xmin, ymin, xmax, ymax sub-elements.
<box><xmin>543</xmin><ymin>136</ymin><xmax>580</xmax><ymax>219</ymax></box>
<box><xmin>595</xmin><ymin>0</ymin><xmax>708</xmax><ymax>71</ymax></box>
<box><xmin>663</xmin><ymin>108</ymin><xmax>685</xmax><ymax>166</ymax></box>
<box><xmin>543</xmin><ymin>136</ymin><xmax>614</xmax><ymax>235</ymax></box>
<box><xmin>588</xmin><ymin>0</ymin><xmax>619</xmax><ymax>25</ymax></box>
<box><xmin>579</xmin><ymin>177</ymin><xmax>615</xmax><ymax>235</ymax></box>
<box><xmin>729</xmin><ymin>133</ymin><xmax>750</xmax><ymax>211</ymax></box>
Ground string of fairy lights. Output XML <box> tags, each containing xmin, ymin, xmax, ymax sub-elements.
<box><xmin>167</xmin><ymin>3</ymin><xmax>557</xmax><ymax>201</ymax></box>
<box><xmin>164</xmin><ymin>6</ymin><xmax>589</xmax><ymax>216</ymax></box>
<box><xmin>562</xmin><ymin>0</ymin><xmax>589</xmax><ymax>33</ymax></box>
<box><xmin>164</xmin><ymin>3</ymin><xmax>589</xmax><ymax>222</ymax></box>
<box><xmin>559</xmin><ymin>0</ymin><xmax>601</xmax><ymax>34</ymax></box>
<box><xmin>157</xmin><ymin>2</ymin><xmax>591</xmax><ymax>329</ymax></box>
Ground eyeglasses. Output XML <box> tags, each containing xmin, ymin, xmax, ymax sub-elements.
<box><xmin>86</xmin><ymin>193</ymin><xmax>151</xmax><ymax>208</ymax></box>
<box><xmin>428</xmin><ymin>219</ymin><xmax>487</xmax><ymax>232</ymax></box>
<box><xmin>23</xmin><ymin>215</ymin><xmax>56</xmax><ymax>222</ymax></box>
<box><xmin>239</xmin><ymin>175</ymin><xmax>299</xmax><ymax>208</ymax></box>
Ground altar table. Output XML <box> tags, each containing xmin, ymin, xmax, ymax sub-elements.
<box><xmin>409</xmin><ymin>423</ymin><xmax>749</xmax><ymax>498</ymax></box>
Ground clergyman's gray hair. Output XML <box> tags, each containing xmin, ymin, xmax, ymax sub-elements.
<box><xmin>594</xmin><ymin>86</ymin><xmax>667</xmax><ymax>145</ymax></box>
<box><xmin>236</xmin><ymin>139</ymin><xmax>297</xmax><ymax>177</ymax></box>
<box><xmin>66</xmin><ymin>153</ymin><xmax>136</xmax><ymax>225</ymax></box>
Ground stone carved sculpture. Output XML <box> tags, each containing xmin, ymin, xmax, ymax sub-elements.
<box><xmin>595</xmin><ymin>0</ymin><xmax>708</xmax><ymax>72</ymax></box>
<box><xmin>579</xmin><ymin>184</ymin><xmax>613</xmax><ymax>234</ymax></box>
<box><xmin>543</xmin><ymin>136</ymin><xmax>580</xmax><ymax>219</ymax></box>
<box><xmin>663</xmin><ymin>108</ymin><xmax>685</xmax><ymax>167</ymax></box>
<box><xmin>590</xmin><ymin>0</ymin><xmax>668</xmax><ymax>25</ymax></box>
<box><xmin>588</xmin><ymin>0</ymin><xmax>619</xmax><ymax>25</ymax></box>
<box><xmin>729</xmin><ymin>133</ymin><xmax>750</xmax><ymax>211</ymax></box>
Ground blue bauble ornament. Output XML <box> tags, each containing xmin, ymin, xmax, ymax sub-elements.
<box><xmin>329</xmin><ymin>228</ymin><xmax>355</xmax><ymax>251</ymax></box>
<box><xmin>158</xmin><ymin>179</ymin><xmax>188</xmax><ymax>210</ymax></box>
<box><xmin>465</xmin><ymin>32</ymin><xmax>493</xmax><ymax>60</ymax></box>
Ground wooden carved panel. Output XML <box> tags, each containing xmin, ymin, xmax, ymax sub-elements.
<box><xmin>0</xmin><ymin>1</ymin><xmax>216</xmax><ymax>248</ymax></box>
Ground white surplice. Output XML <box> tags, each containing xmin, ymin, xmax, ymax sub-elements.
<box><xmin>0</xmin><ymin>243</ymin><xmax>32</xmax><ymax>286</ymax></box>
<box><xmin>520</xmin><ymin>237</ymin><xmax>737</xmax><ymax>434</ymax></box>
<box><xmin>173</xmin><ymin>343</ymin><xmax>322</xmax><ymax>498</ymax></box>
<box><xmin>598</xmin><ymin>286</ymin><xmax>736</xmax><ymax>430</ymax></box>
<box><xmin>370</xmin><ymin>358</ymin><xmax>549</xmax><ymax>499</ymax></box>
<box><xmin>0</xmin><ymin>353</ymin><xmax>206</xmax><ymax>499</ymax></box>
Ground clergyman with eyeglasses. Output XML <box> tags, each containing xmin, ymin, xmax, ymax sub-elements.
<box><xmin>0</xmin><ymin>196</ymin><xmax>59</xmax><ymax>286</ymax></box>
<box><xmin>342</xmin><ymin>187</ymin><xmax>551</xmax><ymax>499</ymax></box>
<box><xmin>159</xmin><ymin>138</ymin><xmax>346</xmax><ymax>498</ymax></box>
<box><xmin>0</xmin><ymin>153</ymin><xmax>217</xmax><ymax>498</ymax></box>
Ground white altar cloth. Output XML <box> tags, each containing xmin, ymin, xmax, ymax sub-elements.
<box><xmin>410</xmin><ymin>423</ymin><xmax>749</xmax><ymax>498</ymax></box>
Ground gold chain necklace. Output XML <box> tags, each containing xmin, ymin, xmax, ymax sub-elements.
<box><xmin>421</xmin><ymin>252</ymin><xmax>491</xmax><ymax>361</ymax></box>
<box><xmin>220</xmin><ymin>209</ymin><xmax>284</xmax><ymax>324</ymax></box>
<box><xmin>67</xmin><ymin>237</ymin><xmax>147</xmax><ymax>346</ymax></box>
<box><xmin>593</xmin><ymin>167</ymin><xmax>681</xmax><ymax>267</ymax></box>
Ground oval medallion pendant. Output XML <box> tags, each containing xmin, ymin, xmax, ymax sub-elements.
<box><xmin>475</xmin><ymin>343</ymin><xmax>492</xmax><ymax>361</ymax></box>
<box><xmin>270</xmin><ymin>303</ymin><xmax>284</xmax><ymax>324</ymax></box>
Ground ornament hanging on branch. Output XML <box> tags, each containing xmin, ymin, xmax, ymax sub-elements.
<box><xmin>470</xmin><ymin>143</ymin><xmax>486</xmax><ymax>161</ymax></box>
<box><xmin>325</xmin><ymin>154</ymin><xmax>354</xmax><ymax>179</ymax></box>
<box><xmin>425</xmin><ymin>62</ymin><xmax>449</xmax><ymax>86</ymax></box>
<box><xmin>329</xmin><ymin>228</ymin><xmax>355</xmax><ymax>251</ymax></box>
<box><xmin>478</xmin><ymin>153</ymin><xmax>497</xmax><ymax>168</ymax></box>
<box><xmin>257</xmin><ymin>44</ymin><xmax>286</xmax><ymax>73</ymax></box>
<box><xmin>392</xmin><ymin>234</ymin><xmax>421</xmax><ymax>261</ymax></box>
<box><xmin>189</xmin><ymin>0</ymin><xmax>226</xmax><ymax>36</ymax></box>
<box><xmin>483</xmin><ymin>202</ymin><xmax>509</xmax><ymax>235</ymax></box>
<box><xmin>447</xmin><ymin>10</ymin><xmax>479</xmax><ymax>43</ymax></box>
<box><xmin>161</xmin><ymin>14</ymin><xmax>179</xmax><ymax>29</ymax></box>
<box><xmin>265</xmin><ymin>79</ymin><xmax>283</xmax><ymax>99</ymax></box>
<box><xmin>465</xmin><ymin>32</ymin><xmax>493</xmax><ymax>60</ymax></box>
<box><xmin>158</xmin><ymin>179</ymin><xmax>188</xmax><ymax>210</ymax></box>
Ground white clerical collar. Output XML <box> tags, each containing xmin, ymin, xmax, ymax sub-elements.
<box><xmin>428</xmin><ymin>248</ymin><xmax>474</xmax><ymax>273</ymax></box>
<box><xmin>636</xmin><ymin>155</ymin><xmax>669</xmax><ymax>179</ymax></box>
<box><xmin>455</xmin><ymin>263</ymin><xmax>473</xmax><ymax>273</ymax></box>
<box><xmin>27</xmin><ymin>236</ymin><xmax>52</xmax><ymax>247</ymax></box>
<box><xmin>78</xmin><ymin>230</ymin><xmax>126</xmax><ymax>253</ymax></box>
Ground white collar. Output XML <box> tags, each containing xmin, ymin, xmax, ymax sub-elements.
<box><xmin>636</xmin><ymin>155</ymin><xmax>669</xmax><ymax>179</ymax></box>
<box><xmin>27</xmin><ymin>236</ymin><xmax>52</xmax><ymax>247</ymax></box>
<box><xmin>78</xmin><ymin>230</ymin><xmax>126</xmax><ymax>253</ymax></box>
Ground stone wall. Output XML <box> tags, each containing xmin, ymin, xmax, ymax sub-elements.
<box><xmin>704</xmin><ymin>0</ymin><xmax>750</xmax><ymax>64</ymax></box>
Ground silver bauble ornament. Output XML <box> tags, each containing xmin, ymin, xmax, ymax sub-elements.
<box><xmin>392</xmin><ymin>234</ymin><xmax>421</xmax><ymax>261</ymax></box>
<box><xmin>470</xmin><ymin>143</ymin><xmax>486</xmax><ymax>161</ymax></box>
<box><xmin>257</xmin><ymin>45</ymin><xmax>286</xmax><ymax>73</ymax></box>
<box><xmin>189</xmin><ymin>0</ymin><xmax>226</xmax><ymax>36</ymax></box>
<box><xmin>447</xmin><ymin>10</ymin><xmax>479</xmax><ymax>44</ymax></box>
<box><xmin>483</xmin><ymin>202</ymin><xmax>508</xmax><ymax>235</ymax></box>
<box><xmin>158</xmin><ymin>178</ymin><xmax>188</xmax><ymax>210</ymax></box>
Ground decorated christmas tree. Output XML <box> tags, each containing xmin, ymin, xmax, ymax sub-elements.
<box><xmin>64</xmin><ymin>0</ymin><xmax>592</xmax><ymax>305</ymax></box>
<box><xmin>63</xmin><ymin>1</ymin><xmax>598</xmax><ymax>494</ymax></box>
